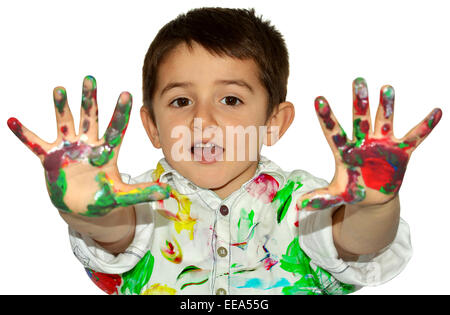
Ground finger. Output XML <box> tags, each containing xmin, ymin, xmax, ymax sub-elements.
<box><xmin>53</xmin><ymin>87</ymin><xmax>76</xmax><ymax>140</ymax></box>
<box><xmin>296</xmin><ymin>187</ymin><xmax>345</xmax><ymax>211</ymax></box>
<box><xmin>352</xmin><ymin>78</ymin><xmax>372</xmax><ymax>146</ymax></box>
<box><xmin>399</xmin><ymin>108</ymin><xmax>442</xmax><ymax>152</ymax></box>
<box><xmin>7</xmin><ymin>117</ymin><xmax>50</xmax><ymax>157</ymax></box>
<box><xmin>85</xmin><ymin>172</ymin><xmax>171</xmax><ymax>216</ymax></box>
<box><xmin>314</xmin><ymin>96</ymin><xmax>349</xmax><ymax>154</ymax></box>
<box><xmin>103</xmin><ymin>91</ymin><xmax>132</xmax><ymax>149</ymax></box>
<box><xmin>79</xmin><ymin>75</ymin><xmax>99</xmax><ymax>140</ymax></box>
<box><xmin>374</xmin><ymin>85</ymin><xmax>395</xmax><ymax>137</ymax></box>
<box><xmin>297</xmin><ymin>165</ymin><xmax>368</xmax><ymax>211</ymax></box>
<box><xmin>88</xmin><ymin>92</ymin><xmax>132</xmax><ymax>167</ymax></box>
<box><xmin>115</xmin><ymin>181</ymin><xmax>172</xmax><ymax>206</ymax></box>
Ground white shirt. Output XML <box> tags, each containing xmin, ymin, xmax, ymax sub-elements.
<box><xmin>69</xmin><ymin>155</ymin><xmax>412</xmax><ymax>295</ymax></box>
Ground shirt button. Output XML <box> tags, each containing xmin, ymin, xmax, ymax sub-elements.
<box><xmin>216</xmin><ymin>288</ymin><xmax>227</xmax><ymax>295</ymax></box>
<box><xmin>220</xmin><ymin>205</ymin><xmax>229</xmax><ymax>216</ymax></box>
<box><xmin>217</xmin><ymin>246</ymin><xmax>228</xmax><ymax>257</ymax></box>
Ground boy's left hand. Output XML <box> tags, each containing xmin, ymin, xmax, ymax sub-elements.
<box><xmin>297</xmin><ymin>77</ymin><xmax>442</xmax><ymax>210</ymax></box>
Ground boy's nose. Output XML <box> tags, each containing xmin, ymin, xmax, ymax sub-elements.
<box><xmin>189</xmin><ymin>102</ymin><xmax>218</xmax><ymax>131</ymax></box>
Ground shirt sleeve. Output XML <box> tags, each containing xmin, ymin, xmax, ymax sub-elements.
<box><xmin>68</xmin><ymin>173</ymin><xmax>155</xmax><ymax>274</ymax></box>
<box><xmin>291</xmin><ymin>170</ymin><xmax>413</xmax><ymax>287</ymax></box>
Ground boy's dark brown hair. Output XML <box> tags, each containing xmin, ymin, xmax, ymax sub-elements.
<box><xmin>142</xmin><ymin>7</ymin><xmax>289</xmax><ymax>122</ymax></box>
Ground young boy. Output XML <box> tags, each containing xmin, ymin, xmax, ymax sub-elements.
<box><xmin>7</xmin><ymin>7</ymin><xmax>442</xmax><ymax>295</ymax></box>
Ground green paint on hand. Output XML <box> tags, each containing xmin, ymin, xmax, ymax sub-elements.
<box><xmin>46</xmin><ymin>169</ymin><xmax>71</xmax><ymax>213</ymax></box>
<box><xmin>301</xmin><ymin>198</ymin><xmax>310</xmax><ymax>209</ymax></box>
<box><xmin>383</xmin><ymin>87</ymin><xmax>394</xmax><ymax>99</ymax></box>
<box><xmin>54</xmin><ymin>88</ymin><xmax>67</xmax><ymax>114</ymax></box>
<box><xmin>310</xmin><ymin>199</ymin><xmax>325</xmax><ymax>209</ymax></box>
<box><xmin>356</xmin><ymin>184</ymin><xmax>366</xmax><ymax>199</ymax></box>
<box><xmin>87</xmin><ymin>95</ymin><xmax>132</xmax><ymax>168</ymax></box>
<box><xmin>82</xmin><ymin>75</ymin><xmax>97</xmax><ymax>115</ymax></box>
<box><xmin>379</xmin><ymin>183</ymin><xmax>396</xmax><ymax>195</ymax></box>
<box><xmin>104</xmin><ymin>97</ymin><xmax>132</xmax><ymax>146</ymax></box>
<box><xmin>353</xmin><ymin>118</ymin><xmax>367</xmax><ymax>148</ymax></box>
<box><xmin>84</xmin><ymin>172</ymin><xmax>170</xmax><ymax>217</ymax></box>
<box><xmin>355</xmin><ymin>154</ymin><xmax>363</xmax><ymax>166</ymax></box>
<box><xmin>89</xmin><ymin>147</ymin><xmax>114</xmax><ymax>167</ymax></box>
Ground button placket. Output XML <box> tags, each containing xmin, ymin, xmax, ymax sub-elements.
<box><xmin>213</xmin><ymin>203</ymin><xmax>230</xmax><ymax>295</ymax></box>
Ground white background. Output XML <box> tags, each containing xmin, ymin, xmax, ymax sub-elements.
<box><xmin>1</xmin><ymin>0</ymin><xmax>449</xmax><ymax>295</ymax></box>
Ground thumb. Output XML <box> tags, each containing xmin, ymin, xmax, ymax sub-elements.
<box><xmin>115</xmin><ymin>181</ymin><xmax>172</xmax><ymax>206</ymax></box>
<box><xmin>297</xmin><ymin>187</ymin><xmax>345</xmax><ymax>211</ymax></box>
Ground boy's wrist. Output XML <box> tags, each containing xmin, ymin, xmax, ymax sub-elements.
<box><xmin>94</xmin><ymin>225</ymin><xmax>136</xmax><ymax>255</ymax></box>
<box><xmin>94</xmin><ymin>206</ymin><xmax>136</xmax><ymax>255</ymax></box>
<box><xmin>59</xmin><ymin>205</ymin><xmax>137</xmax><ymax>255</ymax></box>
<box><xmin>332</xmin><ymin>195</ymin><xmax>400</xmax><ymax>257</ymax></box>
<box><xmin>345</xmin><ymin>193</ymin><xmax>399</xmax><ymax>216</ymax></box>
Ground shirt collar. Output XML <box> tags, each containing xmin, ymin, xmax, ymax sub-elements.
<box><xmin>152</xmin><ymin>155</ymin><xmax>287</xmax><ymax>194</ymax></box>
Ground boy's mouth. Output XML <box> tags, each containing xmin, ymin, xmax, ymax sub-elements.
<box><xmin>190</xmin><ymin>140</ymin><xmax>224</xmax><ymax>163</ymax></box>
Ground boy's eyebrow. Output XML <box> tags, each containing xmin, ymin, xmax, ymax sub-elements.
<box><xmin>159</xmin><ymin>82</ymin><xmax>193</xmax><ymax>97</ymax></box>
<box><xmin>215</xmin><ymin>79</ymin><xmax>254</xmax><ymax>94</ymax></box>
<box><xmin>159</xmin><ymin>79</ymin><xmax>254</xmax><ymax>97</ymax></box>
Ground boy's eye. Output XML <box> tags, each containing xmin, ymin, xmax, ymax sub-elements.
<box><xmin>170</xmin><ymin>97</ymin><xmax>192</xmax><ymax>107</ymax></box>
<box><xmin>220</xmin><ymin>96</ymin><xmax>243</xmax><ymax>106</ymax></box>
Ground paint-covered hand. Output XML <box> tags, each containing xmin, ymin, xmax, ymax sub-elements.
<box><xmin>297</xmin><ymin>77</ymin><xmax>442</xmax><ymax>210</ymax></box>
<box><xmin>7</xmin><ymin>75</ymin><xmax>171</xmax><ymax>217</ymax></box>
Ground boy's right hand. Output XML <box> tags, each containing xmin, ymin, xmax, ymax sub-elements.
<box><xmin>7</xmin><ymin>75</ymin><xmax>171</xmax><ymax>217</ymax></box>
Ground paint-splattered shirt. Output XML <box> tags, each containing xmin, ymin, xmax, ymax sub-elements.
<box><xmin>69</xmin><ymin>156</ymin><xmax>412</xmax><ymax>295</ymax></box>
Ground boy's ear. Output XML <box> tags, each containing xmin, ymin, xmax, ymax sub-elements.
<box><xmin>140</xmin><ymin>106</ymin><xmax>161</xmax><ymax>149</ymax></box>
<box><xmin>264</xmin><ymin>101</ymin><xmax>295</xmax><ymax>146</ymax></box>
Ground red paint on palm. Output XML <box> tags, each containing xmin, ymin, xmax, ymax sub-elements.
<box><xmin>360</xmin><ymin>157</ymin><xmax>395</xmax><ymax>192</ymax></box>
<box><xmin>342</xmin><ymin>138</ymin><xmax>409</xmax><ymax>194</ymax></box>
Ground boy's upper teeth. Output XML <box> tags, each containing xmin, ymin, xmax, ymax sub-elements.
<box><xmin>194</xmin><ymin>143</ymin><xmax>216</xmax><ymax>148</ymax></box>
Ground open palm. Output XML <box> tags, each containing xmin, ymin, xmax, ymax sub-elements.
<box><xmin>298</xmin><ymin>77</ymin><xmax>442</xmax><ymax>210</ymax></box>
<box><xmin>8</xmin><ymin>75</ymin><xmax>170</xmax><ymax>216</ymax></box>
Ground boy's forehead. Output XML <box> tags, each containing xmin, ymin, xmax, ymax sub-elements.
<box><xmin>155</xmin><ymin>42</ymin><xmax>262</xmax><ymax>91</ymax></box>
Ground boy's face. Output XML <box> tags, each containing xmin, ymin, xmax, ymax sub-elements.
<box><xmin>141</xmin><ymin>42</ymin><xmax>290</xmax><ymax>199</ymax></box>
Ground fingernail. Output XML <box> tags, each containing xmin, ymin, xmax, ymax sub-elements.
<box><xmin>353</xmin><ymin>77</ymin><xmax>369</xmax><ymax>115</ymax></box>
<box><xmin>54</xmin><ymin>87</ymin><xmax>67</xmax><ymax>114</ymax></box>
<box><xmin>427</xmin><ymin>108</ymin><xmax>442</xmax><ymax>130</ymax></box>
<box><xmin>381</xmin><ymin>85</ymin><xmax>394</xmax><ymax>118</ymax></box>
<box><xmin>82</xmin><ymin>76</ymin><xmax>97</xmax><ymax>116</ymax></box>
